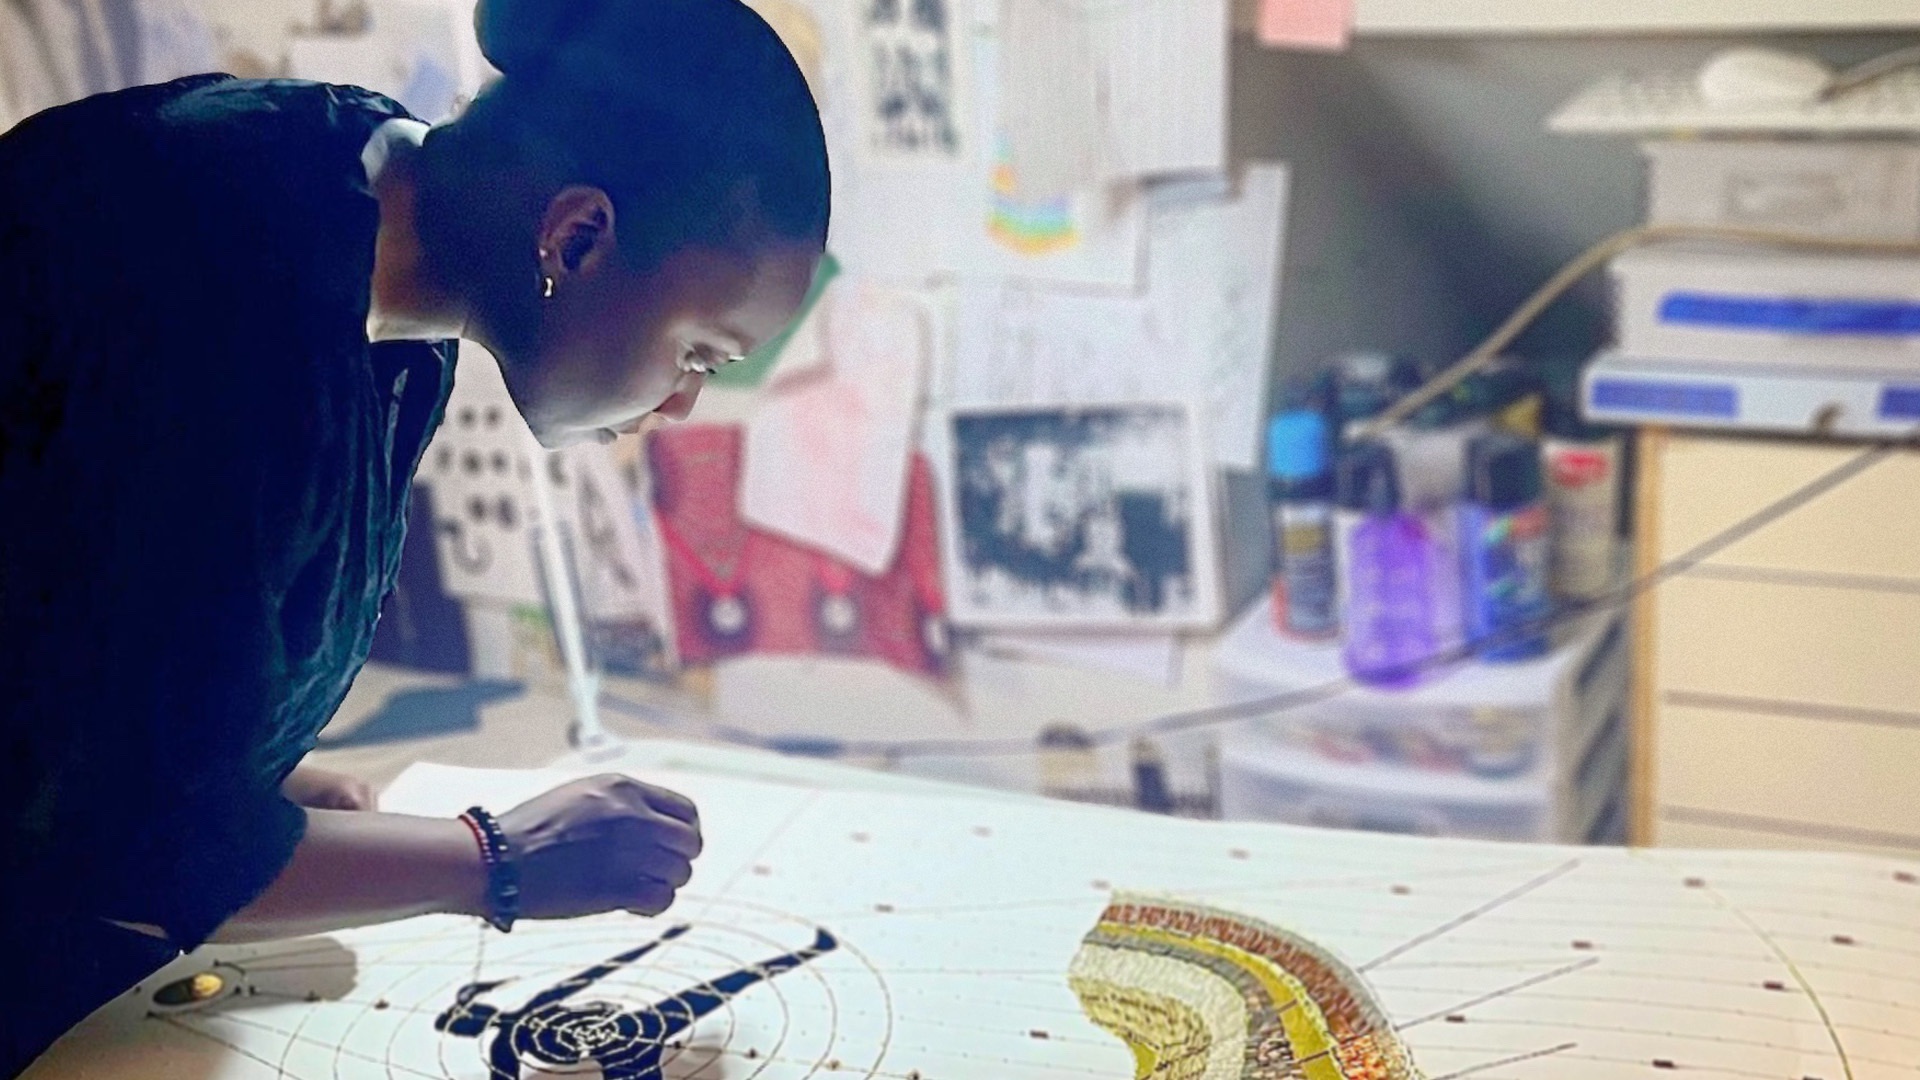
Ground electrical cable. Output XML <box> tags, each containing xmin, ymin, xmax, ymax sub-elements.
<box><xmin>601</xmin><ymin>421</ymin><xmax>1914</xmax><ymax>760</ymax></box>
<box><xmin>1825</xmin><ymin>43</ymin><xmax>1920</xmax><ymax>101</ymax></box>
<box><xmin>602</xmin><ymin>224</ymin><xmax>1920</xmax><ymax>762</ymax></box>
<box><xmin>1349</xmin><ymin>224</ymin><xmax>1920</xmax><ymax>441</ymax></box>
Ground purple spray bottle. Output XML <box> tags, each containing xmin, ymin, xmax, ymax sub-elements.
<box><xmin>1335</xmin><ymin>440</ymin><xmax>1437</xmax><ymax>688</ymax></box>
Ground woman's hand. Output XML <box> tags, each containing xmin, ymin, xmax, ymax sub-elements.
<box><xmin>498</xmin><ymin>775</ymin><xmax>703</xmax><ymax>920</ymax></box>
<box><xmin>282</xmin><ymin>765</ymin><xmax>377</xmax><ymax>811</ymax></box>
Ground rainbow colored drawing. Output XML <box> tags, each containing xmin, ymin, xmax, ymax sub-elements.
<box><xmin>988</xmin><ymin>139</ymin><xmax>1080</xmax><ymax>256</ymax></box>
<box><xmin>1071</xmin><ymin>894</ymin><xmax>1424</xmax><ymax>1080</ymax></box>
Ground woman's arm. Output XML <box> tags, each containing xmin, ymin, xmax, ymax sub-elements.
<box><xmin>211</xmin><ymin>810</ymin><xmax>486</xmax><ymax>943</ymax></box>
<box><xmin>281</xmin><ymin>765</ymin><xmax>377</xmax><ymax>811</ymax></box>
<box><xmin>212</xmin><ymin>774</ymin><xmax>704</xmax><ymax>944</ymax></box>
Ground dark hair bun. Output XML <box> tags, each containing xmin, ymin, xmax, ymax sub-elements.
<box><xmin>473</xmin><ymin>0</ymin><xmax>600</xmax><ymax>77</ymax></box>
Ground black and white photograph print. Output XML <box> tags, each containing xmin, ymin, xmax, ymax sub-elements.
<box><xmin>947</xmin><ymin>404</ymin><xmax>1220</xmax><ymax>629</ymax></box>
<box><xmin>858</xmin><ymin>0</ymin><xmax>967</xmax><ymax>160</ymax></box>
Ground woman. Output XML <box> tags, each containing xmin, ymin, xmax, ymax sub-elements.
<box><xmin>0</xmin><ymin>0</ymin><xmax>827</xmax><ymax>1071</ymax></box>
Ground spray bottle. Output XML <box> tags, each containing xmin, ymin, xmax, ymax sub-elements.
<box><xmin>1267</xmin><ymin>410</ymin><xmax>1337</xmax><ymax>640</ymax></box>
<box><xmin>1459</xmin><ymin>433</ymin><xmax>1551</xmax><ymax>661</ymax></box>
<box><xmin>1335</xmin><ymin>441</ymin><xmax>1437</xmax><ymax>688</ymax></box>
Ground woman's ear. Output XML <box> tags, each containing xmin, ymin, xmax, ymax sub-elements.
<box><xmin>537</xmin><ymin>186</ymin><xmax>618</xmax><ymax>280</ymax></box>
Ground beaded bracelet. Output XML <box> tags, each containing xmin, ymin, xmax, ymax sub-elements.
<box><xmin>458</xmin><ymin>807</ymin><xmax>521</xmax><ymax>934</ymax></box>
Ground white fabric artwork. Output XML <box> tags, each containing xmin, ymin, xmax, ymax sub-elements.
<box><xmin>998</xmin><ymin>0</ymin><xmax>1230</xmax><ymax>200</ymax></box>
<box><xmin>28</xmin><ymin>761</ymin><xmax>1919</xmax><ymax>1080</ymax></box>
<box><xmin>740</xmin><ymin>278</ymin><xmax>933</xmax><ymax>575</ymax></box>
<box><xmin>996</xmin><ymin>0</ymin><xmax>1101</xmax><ymax>201</ymax></box>
<box><xmin>1096</xmin><ymin>0</ymin><xmax>1231</xmax><ymax>183</ymax></box>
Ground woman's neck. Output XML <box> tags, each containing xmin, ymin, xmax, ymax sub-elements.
<box><xmin>368</xmin><ymin>135</ymin><xmax>469</xmax><ymax>343</ymax></box>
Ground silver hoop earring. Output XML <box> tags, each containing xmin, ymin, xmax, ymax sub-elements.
<box><xmin>537</xmin><ymin>248</ymin><xmax>554</xmax><ymax>299</ymax></box>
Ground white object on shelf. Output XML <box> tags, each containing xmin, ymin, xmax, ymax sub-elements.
<box><xmin>1612</xmin><ymin>242</ymin><xmax>1920</xmax><ymax>372</ymax></box>
<box><xmin>1696</xmin><ymin>47</ymin><xmax>1835</xmax><ymax>109</ymax></box>
<box><xmin>1550</xmin><ymin>69</ymin><xmax>1920</xmax><ymax>136</ymax></box>
<box><xmin>1209</xmin><ymin>597</ymin><xmax>1627</xmax><ymax>843</ymax></box>
<box><xmin>1583</xmin><ymin>351</ymin><xmax>1920</xmax><ymax>437</ymax></box>
<box><xmin>1642</xmin><ymin>140</ymin><xmax>1920</xmax><ymax>242</ymax></box>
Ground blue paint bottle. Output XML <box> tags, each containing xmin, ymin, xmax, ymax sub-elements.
<box><xmin>1459</xmin><ymin>434</ymin><xmax>1551</xmax><ymax>662</ymax></box>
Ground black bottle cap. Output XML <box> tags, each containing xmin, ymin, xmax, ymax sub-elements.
<box><xmin>1467</xmin><ymin>433</ymin><xmax>1543</xmax><ymax>511</ymax></box>
<box><xmin>1336</xmin><ymin>439</ymin><xmax>1401</xmax><ymax>514</ymax></box>
<box><xmin>1543</xmin><ymin>395</ymin><xmax>1612</xmax><ymax>441</ymax></box>
<box><xmin>1331</xmin><ymin>353</ymin><xmax>1423</xmax><ymax>425</ymax></box>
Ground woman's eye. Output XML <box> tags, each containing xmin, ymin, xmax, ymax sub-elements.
<box><xmin>678</xmin><ymin>343</ymin><xmax>740</xmax><ymax>377</ymax></box>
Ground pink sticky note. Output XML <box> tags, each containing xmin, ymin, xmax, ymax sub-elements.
<box><xmin>1259</xmin><ymin>0</ymin><xmax>1353</xmax><ymax>51</ymax></box>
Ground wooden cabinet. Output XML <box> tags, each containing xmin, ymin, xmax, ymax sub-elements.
<box><xmin>1632</xmin><ymin>430</ymin><xmax>1920</xmax><ymax>857</ymax></box>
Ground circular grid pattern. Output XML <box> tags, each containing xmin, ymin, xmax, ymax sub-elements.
<box><xmin>152</xmin><ymin>899</ymin><xmax>893</xmax><ymax>1080</ymax></box>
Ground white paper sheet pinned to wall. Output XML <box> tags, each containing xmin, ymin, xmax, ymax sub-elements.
<box><xmin>949</xmin><ymin>282</ymin><xmax>1168</xmax><ymax>407</ymax></box>
<box><xmin>1147</xmin><ymin>163</ymin><xmax>1292</xmax><ymax>471</ymax></box>
<box><xmin>740</xmin><ymin>278</ymin><xmax>934</xmax><ymax>575</ymax></box>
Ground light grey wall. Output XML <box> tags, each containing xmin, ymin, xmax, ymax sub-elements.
<box><xmin>1234</xmin><ymin>30</ymin><xmax>1920</xmax><ymax>395</ymax></box>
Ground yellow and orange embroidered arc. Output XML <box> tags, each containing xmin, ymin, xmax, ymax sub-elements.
<box><xmin>1070</xmin><ymin>894</ymin><xmax>1423</xmax><ymax>1080</ymax></box>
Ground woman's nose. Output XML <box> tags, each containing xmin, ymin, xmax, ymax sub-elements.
<box><xmin>654</xmin><ymin>373</ymin><xmax>705</xmax><ymax>422</ymax></box>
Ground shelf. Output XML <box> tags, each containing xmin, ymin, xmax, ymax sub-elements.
<box><xmin>1236</xmin><ymin>0</ymin><xmax>1920</xmax><ymax>37</ymax></box>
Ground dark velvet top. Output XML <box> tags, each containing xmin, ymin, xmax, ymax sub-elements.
<box><xmin>0</xmin><ymin>76</ymin><xmax>455</xmax><ymax>1071</ymax></box>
